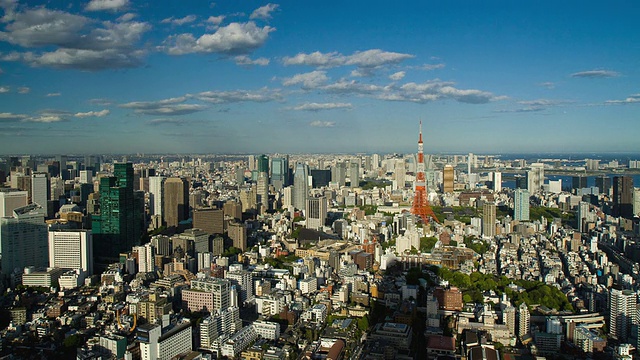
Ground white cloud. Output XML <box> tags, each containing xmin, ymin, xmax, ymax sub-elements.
<box><xmin>234</xmin><ymin>55</ymin><xmax>269</xmax><ymax>66</ymax></box>
<box><xmin>46</xmin><ymin>92</ymin><xmax>61</xmax><ymax>97</ymax></box>
<box><xmin>25</xmin><ymin>115</ymin><xmax>64</xmax><ymax>123</ymax></box>
<box><xmin>17</xmin><ymin>86</ymin><xmax>29</xmax><ymax>94</ymax></box>
<box><xmin>282</xmin><ymin>70</ymin><xmax>328</xmax><ymax>88</ymax></box>
<box><xmin>389</xmin><ymin>71</ymin><xmax>405</xmax><ymax>81</ymax></box>
<box><xmin>292</xmin><ymin>102</ymin><xmax>352</xmax><ymax>111</ymax></box>
<box><xmin>120</xmin><ymin>97</ymin><xmax>206</xmax><ymax>115</ymax></box>
<box><xmin>0</xmin><ymin>112</ymin><xmax>28</xmax><ymax>122</ymax></box>
<box><xmin>0</xmin><ymin>86</ymin><xmax>9</xmax><ymax>93</ymax></box>
<box><xmin>309</xmin><ymin>121</ymin><xmax>335</xmax><ymax>128</ymax></box>
<box><xmin>605</xmin><ymin>94</ymin><xmax>640</xmax><ymax>105</ymax></box>
<box><xmin>283</xmin><ymin>49</ymin><xmax>414</xmax><ymax>69</ymax></box>
<box><xmin>161</xmin><ymin>15</ymin><xmax>197</xmax><ymax>26</ymax></box>
<box><xmin>117</xmin><ymin>12</ymin><xmax>136</xmax><ymax>22</ymax></box>
<box><xmin>162</xmin><ymin>22</ymin><xmax>275</xmax><ymax>55</ymax></box>
<box><xmin>85</xmin><ymin>0</ymin><xmax>129</xmax><ymax>12</ymax></box>
<box><xmin>570</xmin><ymin>70</ymin><xmax>620</xmax><ymax>78</ymax></box>
<box><xmin>206</xmin><ymin>15</ymin><xmax>225</xmax><ymax>26</ymax></box>
<box><xmin>74</xmin><ymin>109</ymin><xmax>110</xmax><ymax>117</ymax></box>
<box><xmin>250</xmin><ymin>3</ymin><xmax>279</xmax><ymax>20</ymax></box>
<box><xmin>321</xmin><ymin>79</ymin><xmax>384</xmax><ymax>95</ymax></box>
<box><xmin>414</xmin><ymin>63</ymin><xmax>445</xmax><ymax>71</ymax></box>
<box><xmin>538</xmin><ymin>82</ymin><xmax>556</xmax><ymax>89</ymax></box>
<box><xmin>194</xmin><ymin>88</ymin><xmax>282</xmax><ymax>104</ymax></box>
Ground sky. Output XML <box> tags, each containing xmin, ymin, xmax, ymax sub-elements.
<box><xmin>0</xmin><ymin>0</ymin><xmax>639</xmax><ymax>155</ymax></box>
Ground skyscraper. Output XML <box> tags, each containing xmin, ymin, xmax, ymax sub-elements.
<box><xmin>306</xmin><ymin>196</ymin><xmax>327</xmax><ymax>230</ymax></box>
<box><xmin>0</xmin><ymin>204</ymin><xmax>48</xmax><ymax>275</ymax></box>
<box><xmin>294</xmin><ymin>163</ymin><xmax>308</xmax><ymax>211</ymax></box>
<box><xmin>443</xmin><ymin>165</ymin><xmax>454</xmax><ymax>193</ymax></box>
<box><xmin>595</xmin><ymin>176</ymin><xmax>611</xmax><ymax>195</ymax></box>
<box><xmin>257</xmin><ymin>154</ymin><xmax>269</xmax><ymax>174</ymax></box>
<box><xmin>492</xmin><ymin>172</ymin><xmax>502</xmax><ymax>192</ymax></box>
<box><xmin>572</xmin><ymin>176</ymin><xmax>587</xmax><ymax>191</ymax></box>
<box><xmin>228</xmin><ymin>222</ymin><xmax>247</xmax><ymax>251</ymax></box>
<box><xmin>164</xmin><ymin>177</ymin><xmax>189</xmax><ymax>227</ymax></box>
<box><xmin>609</xmin><ymin>288</ymin><xmax>637</xmax><ymax>341</ymax></box>
<box><xmin>0</xmin><ymin>188</ymin><xmax>28</xmax><ymax>217</ymax></box>
<box><xmin>48</xmin><ymin>229</ymin><xmax>93</xmax><ymax>275</ymax></box>
<box><xmin>31</xmin><ymin>172</ymin><xmax>50</xmax><ymax>218</ymax></box>
<box><xmin>148</xmin><ymin>176</ymin><xmax>165</xmax><ymax>217</ymax></box>
<box><xmin>514</xmin><ymin>189</ymin><xmax>530</xmax><ymax>221</ymax></box>
<box><xmin>257</xmin><ymin>172</ymin><xmax>269</xmax><ymax>209</ymax></box>
<box><xmin>613</xmin><ymin>176</ymin><xmax>634</xmax><ymax>219</ymax></box>
<box><xmin>518</xmin><ymin>302</ymin><xmax>530</xmax><ymax>340</ymax></box>
<box><xmin>527</xmin><ymin>163</ymin><xmax>545</xmax><ymax>193</ymax></box>
<box><xmin>92</xmin><ymin>163</ymin><xmax>144</xmax><ymax>264</ymax></box>
<box><xmin>270</xmin><ymin>157</ymin><xmax>288</xmax><ymax>189</ymax></box>
<box><xmin>349</xmin><ymin>161</ymin><xmax>360</xmax><ymax>188</ymax></box>
<box><xmin>482</xmin><ymin>203</ymin><xmax>496</xmax><ymax>238</ymax></box>
<box><xmin>332</xmin><ymin>162</ymin><xmax>347</xmax><ymax>187</ymax></box>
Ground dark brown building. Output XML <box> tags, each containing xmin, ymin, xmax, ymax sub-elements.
<box><xmin>193</xmin><ymin>207</ymin><xmax>225</xmax><ymax>235</ymax></box>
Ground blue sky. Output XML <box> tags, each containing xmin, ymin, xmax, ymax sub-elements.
<box><xmin>0</xmin><ymin>0</ymin><xmax>638</xmax><ymax>155</ymax></box>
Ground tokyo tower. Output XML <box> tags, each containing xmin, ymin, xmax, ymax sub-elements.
<box><xmin>411</xmin><ymin>121</ymin><xmax>439</xmax><ymax>224</ymax></box>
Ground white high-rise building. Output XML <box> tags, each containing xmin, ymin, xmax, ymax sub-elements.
<box><xmin>79</xmin><ymin>170</ymin><xmax>92</xmax><ymax>184</ymax></box>
<box><xmin>31</xmin><ymin>173</ymin><xmax>50</xmax><ymax>217</ymax></box>
<box><xmin>48</xmin><ymin>229</ymin><xmax>93</xmax><ymax>275</ymax></box>
<box><xmin>514</xmin><ymin>189</ymin><xmax>530</xmax><ymax>221</ymax></box>
<box><xmin>493</xmin><ymin>172</ymin><xmax>502</xmax><ymax>192</ymax></box>
<box><xmin>609</xmin><ymin>288</ymin><xmax>637</xmax><ymax>341</ymax></box>
<box><xmin>293</xmin><ymin>163</ymin><xmax>308</xmax><ymax>211</ymax></box>
<box><xmin>306</xmin><ymin>196</ymin><xmax>327</xmax><ymax>230</ymax></box>
<box><xmin>518</xmin><ymin>302</ymin><xmax>530</xmax><ymax>339</ymax></box>
<box><xmin>148</xmin><ymin>176</ymin><xmax>165</xmax><ymax>217</ymax></box>
<box><xmin>139</xmin><ymin>321</ymin><xmax>192</xmax><ymax>360</ymax></box>
<box><xmin>0</xmin><ymin>204</ymin><xmax>48</xmax><ymax>275</ymax></box>
<box><xmin>0</xmin><ymin>189</ymin><xmax>28</xmax><ymax>217</ymax></box>
<box><xmin>527</xmin><ymin>163</ymin><xmax>545</xmax><ymax>193</ymax></box>
<box><xmin>135</xmin><ymin>243</ymin><xmax>155</xmax><ymax>273</ymax></box>
<box><xmin>226</xmin><ymin>270</ymin><xmax>254</xmax><ymax>304</ymax></box>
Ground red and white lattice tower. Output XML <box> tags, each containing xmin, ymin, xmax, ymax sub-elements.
<box><xmin>411</xmin><ymin>121</ymin><xmax>439</xmax><ymax>224</ymax></box>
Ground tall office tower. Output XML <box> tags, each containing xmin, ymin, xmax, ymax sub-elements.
<box><xmin>572</xmin><ymin>176</ymin><xmax>587</xmax><ymax>191</ymax></box>
<box><xmin>92</xmin><ymin>163</ymin><xmax>144</xmax><ymax>264</ymax></box>
<box><xmin>294</xmin><ymin>163</ymin><xmax>309</xmax><ymax>211</ymax></box>
<box><xmin>257</xmin><ymin>154</ymin><xmax>269</xmax><ymax>174</ymax></box>
<box><xmin>372</xmin><ymin>154</ymin><xmax>380</xmax><ymax>170</ymax></box>
<box><xmin>586</xmin><ymin>159</ymin><xmax>600</xmax><ymax>171</ymax></box>
<box><xmin>79</xmin><ymin>170</ymin><xmax>92</xmax><ymax>184</ymax></box>
<box><xmin>179</xmin><ymin>228</ymin><xmax>210</xmax><ymax>254</ymax></box>
<box><xmin>527</xmin><ymin>163</ymin><xmax>545</xmax><ymax>193</ymax></box>
<box><xmin>613</xmin><ymin>176</ymin><xmax>634</xmax><ymax>219</ymax></box>
<box><xmin>247</xmin><ymin>155</ymin><xmax>256</xmax><ymax>171</ymax></box>
<box><xmin>493</xmin><ymin>172</ymin><xmax>502</xmax><ymax>192</ymax></box>
<box><xmin>163</xmin><ymin>177</ymin><xmax>189</xmax><ymax>227</ymax></box>
<box><xmin>468</xmin><ymin>152</ymin><xmax>474</xmax><ymax>188</ymax></box>
<box><xmin>270</xmin><ymin>157</ymin><xmax>288</xmax><ymax>189</ymax></box>
<box><xmin>239</xmin><ymin>187</ymin><xmax>257</xmax><ymax>212</ymax></box>
<box><xmin>394</xmin><ymin>159</ymin><xmax>406</xmax><ymax>190</ymax></box>
<box><xmin>223</xmin><ymin>200</ymin><xmax>242</xmax><ymax>221</ymax></box>
<box><xmin>226</xmin><ymin>270</ymin><xmax>254</xmax><ymax>304</ymax></box>
<box><xmin>31</xmin><ymin>172</ymin><xmax>50</xmax><ymax>217</ymax></box>
<box><xmin>310</xmin><ymin>169</ymin><xmax>331</xmax><ymax>188</ymax></box>
<box><xmin>411</xmin><ymin>122</ymin><xmax>439</xmax><ymax>223</ymax></box>
<box><xmin>514</xmin><ymin>175</ymin><xmax>527</xmax><ymax>189</ymax></box>
<box><xmin>595</xmin><ymin>176</ymin><xmax>611</xmax><ymax>195</ymax></box>
<box><xmin>257</xmin><ymin>172</ymin><xmax>269</xmax><ymax>208</ymax></box>
<box><xmin>482</xmin><ymin>203</ymin><xmax>496</xmax><ymax>238</ymax></box>
<box><xmin>306</xmin><ymin>196</ymin><xmax>327</xmax><ymax>230</ymax></box>
<box><xmin>0</xmin><ymin>204</ymin><xmax>47</xmax><ymax>275</ymax></box>
<box><xmin>49</xmin><ymin>229</ymin><xmax>93</xmax><ymax>275</ymax></box>
<box><xmin>578</xmin><ymin>201</ymin><xmax>591</xmax><ymax>233</ymax></box>
<box><xmin>443</xmin><ymin>164</ymin><xmax>454</xmax><ymax>193</ymax></box>
<box><xmin>634</xmin><ymin>188</ymin><xmax>640</xmax><ymax>217</ymax></box>
<box><xmin>135</xmin><ymin>243</ymin><xmax>155</xmax><ymax>273</ymax></box>
<box><xmin>349</xmin><ymin>161</ymin><xmax>360</xmax><ymax>188</ymax></box>
<box><xmin>191</xmin><ymin>277</ymin><xmax>231</xmax><ymax>311</ymax></box>
<box><xmin>364</xmin><ymin>155</ymin><xmax>372</xmax><ymax>171</ymax></box>
<box><xmin>503</xmin><ymin>305</ymin><xmax>516</xmax><ymax>336</ymax></box>
<box><xmin>609</xmin><ymin>288</ymin><xmax>637</xmax><ymax>341</ymax></box>
<box><xmin>332</xmin><ymin>162</ymin><xmax>347</xmax><ymax>187</ymax></box>
<box><xmin>151</xmin><ymin>235</ymin><xmax>172</xmax><ymax>256</ymax></box>
<box><xmin>56</xmin><ymin>155</ymin><xmax>68</xmax><ymax>179</ymax></box>
<box><xmin>0</xmin><ymin>189</ymin><xmax>28</xmax><ymax>217</ymax></box>
<box><xmin>514</xmin><ymin>189</ymin><xmax>530</xmax><ymax>221</ymax></box>
<box><xmin>193</xmin><ymin>208</ymin><xmax>224</xmax><ymax>236</ymax></box>
<box><xmin>13</xmin><ymin>174</ymin><xmax>31</xmax><ymax>201</ymax></box>
<box><xmin>282</xmin><ymin>186</ymin><xmax>294</xmax><ymax>209</ymax></box>
<box><xmin>148</xmin><ymin>176</ymin><xmax>165</xmax><ymax>217</ymax></box>
<box><xmin>518</xmin><ymin>302</ymin><xmax>530</xmax><ymax>340</ymax></box>
<box><xmin>228</xmin><ymin>222</ymin><xmax>247</xmax><ymax>251</ymax></box>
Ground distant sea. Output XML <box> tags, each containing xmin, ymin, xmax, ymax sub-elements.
<box><xmin>502</xmin><ymin>174</ymin><xmax>640</xmax><ymax>191</ymax></box>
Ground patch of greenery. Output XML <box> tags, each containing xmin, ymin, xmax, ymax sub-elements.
<box><xmin>222</xmin><ymin>246</ymin><xmax>242</xmax><ymax>257</ymax></box>
<box><xmin>464</xmin><ymin>236</ymin><xmax>489</xmax><ymax>255</ymax></box>
<box><xmin>360</xmin><ymin>180</ymin><xmax>392</xmax><ymax>190</ymax></box>
<box><xmin>420</xmin><ymin>236</ymin><xmax>438</xmax><ymax>253</ymax></box>
<box><xmin>357</xmin><ymin>205</ymin><xmax>378</xmax><ymax>216</ymax></box>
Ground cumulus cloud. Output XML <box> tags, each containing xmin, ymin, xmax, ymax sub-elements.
<box><xmin>282</xmin><ymin>70</ymin><xmax>328</xmax><ymax>88</ymax></box>
<box><xmin>89</xmin><ymin>98</ymin><xmax>112</xmax><ymax>105</ymax></box>
<box><xmin>74</xmin><ymin>109</ymin><xmax>110</xmax><ymax>117</ymax></box>
<box><xmin>0</xmin><ymin>6</ymin><xmax>151</xmax><ymax>70</ymax></box>
<box><xmin>250</xmin><ymin>3</ymin><xmax>279</xmax><ymax>20</ymax></box>
<box><xmin>321</xmin><ymin>79</ymin><xmax>384</xmax><ymax>95</ymax></box>
<box><xmin>234</xmin><ymin>55</ymin><xmax>269</xmax><ymax>66</ymax></box>
<box><xmin>46</xmin><ymin>92</ymin><xmax>61</xmax><ymax>97</ymax></box>
<box><xmin>292</xmin><ymin>102</ymin><xmax>352</xmax><ymax>111</ymax></box>
<box><xmin>389</xmin><ymin>71</ymin><xmax>405</xmax><ymax>81</ymax></box>
<box><xmin>206</xmin><ymin>15</ymin><xmax>225</xmax><ymax>26</ymax></box>
<box><xmin>413</xmin><ymin>63</ymin><xmax>445</xmax><ymax>70</ymax></box>
<box><xmin>0</xmin><ymin>86</ymin><xmax>9</xmax><ymax>93</ymax></box>
<box><xmin>0</xmin><ymin>112</ymin><xmax>28</xmax><ymax>122</ymax></box>
<box><xmin>605</xmin><ymin>94</ymin><xmax>640</xmax><ymax>105</ymax></box>
<box><xmin>283</xmin><ymin>49</ymin><xmax>414</xmax><ymax>69</ymax></box>
<box><xmin>194</xmin><ymin>88</ymin><xmax>282</xmax><ymax>104</ymax></box>
<box><xmin>375</xmin><ymin>80</ymin><xmax>504</xmax><ymax>104</ymax></box>
<box><xmin>85</xmin><ymin>0</ymin><xmax>129</xmax><ymax>12</ymax></box>
<box><xmin>117</xmin><ymin>13</ymin><xmax>136</xmax><ymax>22</ymax></box>
<box><xmin>162</xmin><ymin>21</ymin><xmax>275</xmax><ymax>55</ymax></box>
<box><xmin>145</xmin><ymin>118</ymin><xmax>201</xmax><ymax>126</ymax></box>
<box><xmin>309</xmin><ymin>121</ymin><xmax>335</xmax><ymax>128</ymax></box>
<box><xmin>17</xmin><ymin>86</ymin><xmax>29</xmax><ymax>94</ymax></box>
<box><xmin>161</xmin><ymin>15</ymin><xmax>197</xmax><ymax>26</ymax></box>
<box><xmin>120</xmin><ymin>96</ymin><xmax>207</xmax><ymax>115</ymax></box>
<box><xmin>24</xmin><ymin>114</ymin><xmax>65</xmax><ymax>123</ymax></box>
<box><xmin>570</xmin><ymin>70</ymin><xmax>620</xmax><ymax>78</ymax></box>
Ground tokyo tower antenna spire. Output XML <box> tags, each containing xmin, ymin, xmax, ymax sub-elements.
<box><xmin>411</xmin><ymin>121</ymin><xmax>439</xmax><ymax>224</ymax></box>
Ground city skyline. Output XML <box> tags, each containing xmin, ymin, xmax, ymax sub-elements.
<box><xmin>0</xmin><ymin>1</ymin><xmax>639</xmax><ymax>155</ymax></box>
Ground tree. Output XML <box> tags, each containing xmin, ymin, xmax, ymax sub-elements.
<box><xmin>357</xmin><ymin>315</ymin><xmax>369</xmax><ymax>331</ymax></box>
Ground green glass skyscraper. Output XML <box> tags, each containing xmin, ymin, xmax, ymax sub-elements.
<box><xmin>92</xmin><ymin>163</ymin><xmax>144</xmax><ymax>265</ymax></box>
